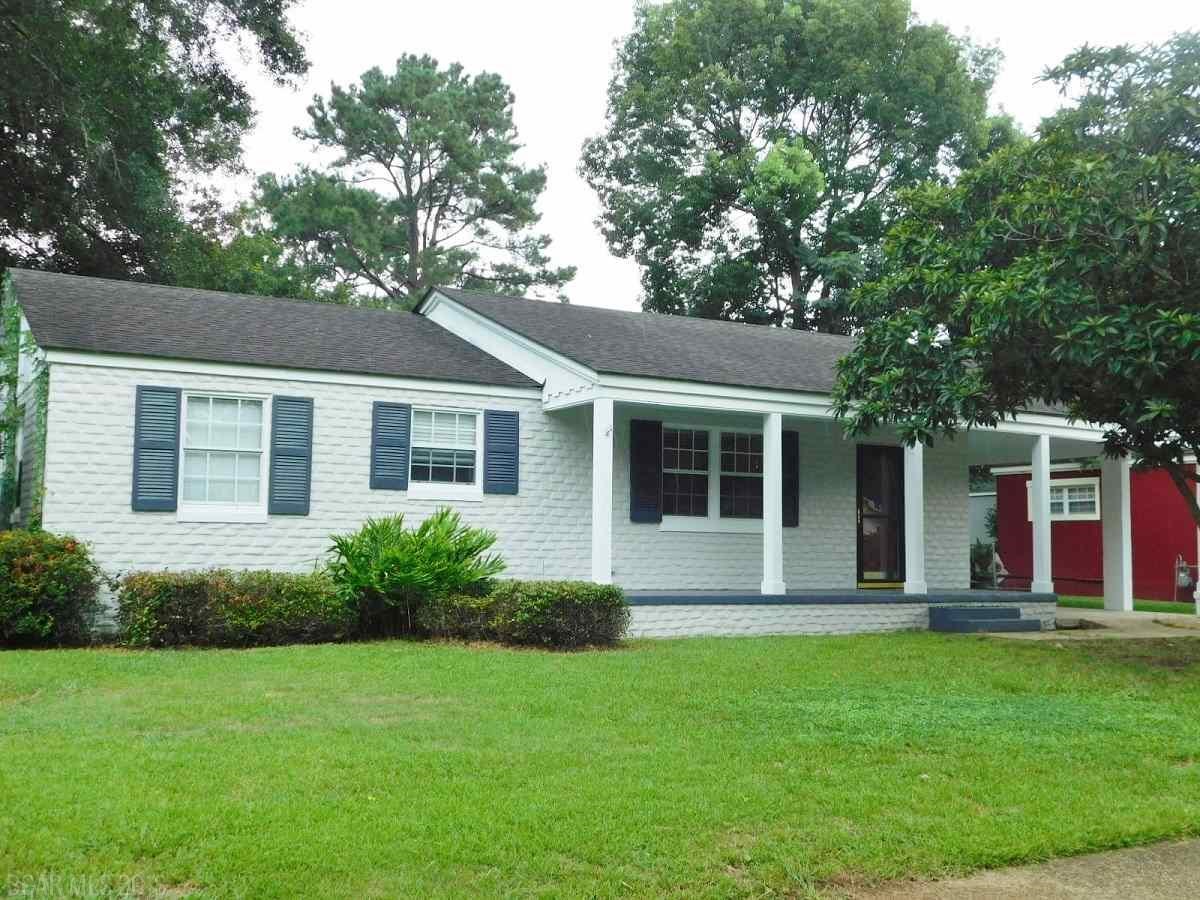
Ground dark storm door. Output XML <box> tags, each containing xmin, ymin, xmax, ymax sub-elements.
<box><xmin>857</xmin><ymin>445</ymin><xmax>905</xmax><ymax>587</ymax></box>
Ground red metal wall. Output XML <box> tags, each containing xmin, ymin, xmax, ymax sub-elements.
<box><xmin>995</xmin><ymin>467</ymin><xmax>1198</xmax><ymax>601</ymax></box>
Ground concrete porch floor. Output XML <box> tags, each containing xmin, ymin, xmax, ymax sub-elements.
<box><xmin>990</xmin><ymin>606</ymin><xmax>1200</xmax><ymax>640</ymax></box>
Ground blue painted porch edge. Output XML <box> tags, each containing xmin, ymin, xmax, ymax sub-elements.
<box><xmin>625</xmin><ymin>590</ymin><xmax>1058</xmax><ymax>607</ymax></box>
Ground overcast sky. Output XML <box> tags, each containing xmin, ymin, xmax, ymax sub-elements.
<box><xmin>233</xmin><ymin>0</ymin><xmax>1197</xmax><ymax>311</ymax></box>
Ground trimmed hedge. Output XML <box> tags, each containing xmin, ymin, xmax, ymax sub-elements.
<box><xmin>420</xmin><ymin>580</ymin><xmax>629</xmax><ymax>648</ymax></box>
<box><xmin>0</xmin><ymin>530</ymin><xmax>101</xmax><ymax>647</ymax></box>
<box><xmin>117</xmin><ymin>570</ymin><xmax>355</xmax><ymax>648</ymax></box>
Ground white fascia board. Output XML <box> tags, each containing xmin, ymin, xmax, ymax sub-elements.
<box><xmin>41</xmin><ymin>349</ymin><xmax>542</xmax><ymax>400</ymax></box>
<box><xmin>419</xmin><ymin>291</ymin><xmax>598</xmax><ymax>406</ymax></box>
<box><xmin>595</xmin><ymin>373</ymin><xmax>836</xmax><ymax>419</ymax></box>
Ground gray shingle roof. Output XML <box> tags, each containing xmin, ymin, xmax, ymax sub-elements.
<box><xmin>434</xmin><ymin>287</ymin><xmax>854</xmax><ymax>394</ymax></box>
<box><xmin>8</xmin><ymin>270</ymin><xmax>537</xmax><ymax>389</ymax></box>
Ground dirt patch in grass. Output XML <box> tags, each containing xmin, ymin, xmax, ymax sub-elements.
<box><xmin>1067</xmin><ymin>639</ymin><xmax>1200</xmax><ymax>671</ymax></box>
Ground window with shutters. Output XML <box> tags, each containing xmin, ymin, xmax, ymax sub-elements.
<box><xmin>408</xmin><ymin>407</ymin><xmax>483</xmax><ymax>501</ymax></box>
<box><xmin>178</xmin><ymin>392</ymin><xmax>269</xmax><ymax>522</ymax></box>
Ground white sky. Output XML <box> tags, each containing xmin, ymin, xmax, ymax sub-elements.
<box><xmin>232</xmin><ymin>0</ymin><xmax>1198</xmax><ymax>311</ymax></box>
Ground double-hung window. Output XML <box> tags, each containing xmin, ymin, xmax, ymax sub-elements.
<box><xmin>719</xmin><ymin>431</ymin><xmax>763</xmax><ymax>518</ymax></box>
<box><xmin>1026</xmin><ymin>476</ymin><xmax>1100</xmax><ymax>522</ymax></box>
<box><xmin>660</xmin><ymin>426</ymin><xmax>764</xmax><ymax>531</ymax></box>
<box><xmin>180</xmin><ymin>394</ymin><xmax>267</xmax><ymax>521</ymax></box>
<box><xmin>662</xmin><ymin>428</ymin><xmax>709</xmax><ymax>516</ymax></box>
<box><xmin>408</xmin><ymin>408</ymin><xmax>482</xmax><ymax>499</ymax></box>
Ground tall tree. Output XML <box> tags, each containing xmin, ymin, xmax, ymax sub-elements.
<box><xmin>0</xmin><ymin>0</ymin><xmax>309</xmax><ymax>280</ymax></box>
<box><xmin>582</xmin><ymin>0</ymin><xmax>1001</xmax><ymax>332</ymax></box>
<box><xmin>833</xmin><ymin>35</ymin><xmax>1200</xmax><ymax>524</ymax></box>
<box><xmin>255</xmin><ymin>55</ymin><xmax>575</xmax><ymax>307</ymax></box>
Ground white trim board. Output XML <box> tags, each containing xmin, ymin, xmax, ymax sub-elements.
<box><xmin>42</xmin><ymin>349</ymin><xmax>541</xmax><ymax>400</ymax></box>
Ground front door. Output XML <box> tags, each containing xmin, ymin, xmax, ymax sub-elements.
<box><xmin>857</xmin><ymin>445</ymin><xmax>904</xmax><ymax>587</ymax></box>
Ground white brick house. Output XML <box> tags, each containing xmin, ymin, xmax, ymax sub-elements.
<box><xmin>3</xmin><ymin>270</ymin><xmax>1133</xmax><ymax>635</ymax></box>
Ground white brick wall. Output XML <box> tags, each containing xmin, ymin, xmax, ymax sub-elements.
<box><xmin>41</xmin><ymin>360</ymin><xmax>970</xmax><ymax>598</ymax></box>
<box><xmin>629</xmin><ymin>600</ymin><xmax>1055</xmax><ymax>638</ymax></box>
<box><xmin>42</xmin><ymin>362</ymin><xmax>594</xmax><ymax>581</ymax></box>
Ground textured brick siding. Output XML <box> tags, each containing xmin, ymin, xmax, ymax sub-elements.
<box><xmin>42</xmin><ymin>361</ymin><xmax>970</xmax><ymax>601</ymax></box>
<box><xmin>629</xmin><ymin>600</ymin><xmax>1055</xmax><ymax>638</ymax></box>
<box><xmin>42</xmin><ymin>363</ymin><xmax>593</xmax><ymax>581</ymax></box>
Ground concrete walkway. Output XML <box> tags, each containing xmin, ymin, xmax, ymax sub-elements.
<box><xmin>991</xmin><ymin>606</ymin><xmax>1200</xmax><ymax>641</ymax></box>
<box><xmin>853</xmin><ymin>838</ymin><xmax>1200</xmax><ymax>898</ymax></box>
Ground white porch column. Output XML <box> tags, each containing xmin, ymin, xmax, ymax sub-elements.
<box><xmin>1030</xmin><ymin>433</ymin><xmax>1054</xmax><ymax>594</ymax></box>
<box><xmin>1101</xmin><ymin>454</ymin><xmax>1134</xmax><ymax>612</ymax></box>
<box><xmin>903</xmin><ymin>443</ymin><xmax>927</xmax><ymax>595</ymax></box>
<box><xmin>591</xmin><ymin>398</ymin><xmax>614</xmax><ymax>585</ymax></box>
<box><xmin>761</xmin><ymin>411</ymin><xmax>786</xmax><ymax>594</ymax></box>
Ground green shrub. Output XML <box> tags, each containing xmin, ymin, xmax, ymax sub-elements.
<box><xmin>327</xmin><ymin>509</ymin><xmax>505</xmax><ymax>636</ymax></box>
<box><xmin>117</xmin><ymin>569</ymin><xmax>354</xmax><ymax>648</ymax></box>
<box><xmin>0</xmin><ymin>530</ymin><xmax>101</xmax><ymax>646</ymax></box>
<box><xmin>417</xmin><ymin>591</ymin><xmax>498</xmax><ymax>641</ymax></box>
<box><xmin>491</xmin><ymin>581</ymin><xmax>629</xmax><ymax>648</ymax></box>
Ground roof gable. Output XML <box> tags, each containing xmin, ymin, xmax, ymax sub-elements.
<box><xmin>431</xmin><ymin>287</ymin><xmax>853</xmax><ymax>394</ymax></box>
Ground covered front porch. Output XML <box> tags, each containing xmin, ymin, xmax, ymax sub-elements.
<box><xmin>577</xmin><ymin>389</ymin><xmax>1133</xmax><ymax>629</ymax></box>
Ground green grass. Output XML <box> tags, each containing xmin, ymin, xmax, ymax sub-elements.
<box><xmin>3</xmin><ymin>636</ymin><xmax>1200</xmax><ymax>898</ymax></box>
<box><xmin>1058</xmin><ymin>595</ymin><xmax>1197</xmax><ymax>616</ymax></box>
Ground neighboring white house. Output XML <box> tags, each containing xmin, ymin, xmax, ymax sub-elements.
<box><xmin>2</xmin><ymin>269</ymin><xmax>1134</xmax><ymax>636</ymax></box>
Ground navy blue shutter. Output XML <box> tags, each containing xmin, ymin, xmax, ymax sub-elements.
<box><xmin>483</xmin><ymin>410</ymin><xmax>519</xmax><ymax>494</ymax></box>
<box><xmin>782</xmin><ymin>430</ymin><xmax>799</xmax><ymax>527</ymax></box>
<box><xmin>131</xmin><ymin>386</ymin><xmax>181</xmax><ymax>511</ymax></box>
<box><xmin>370</xmin><ymin>402</ymin><xmax>411</xmax><ymax>490</ymax></box>
<box><xmin>629</xmin><ymin>419</ymin><xmax>662</xmax><ymax>523</ymax></box>
<box><xmin>268</xmin><ymin>396</ymin><xmax>313</xmax><ymax>515</ymax></box>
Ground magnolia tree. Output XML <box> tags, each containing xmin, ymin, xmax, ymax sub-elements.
<box><xmin>833</xmin><ymin>35</ymin><xmax>1200</xmax><ymax>524</ymax></box>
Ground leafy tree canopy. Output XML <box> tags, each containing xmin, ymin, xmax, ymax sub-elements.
<box><xmin>254</xmin><ymin>55</ymin><xmax>575</xmax><ymax>307</ymax></box>
<box><xmin>0</xmin><ymin>0</ymin><xmax>309</xmax><ymax>280</ymax></box>
<box><xmin>834</xmin><ymin>34</ymin><xmax>1200</xmax><ymax>523</ymax></box>
<box><xmin>581</xmin><ymin>0</ymin><xmax>1002</xmax><ymax>332</ymax></box>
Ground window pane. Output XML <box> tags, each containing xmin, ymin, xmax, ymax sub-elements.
<box><xmin>182</xmin><ymin>477</ymin><xmax>207</xmax><ymax>502</ymax></box>
<box><xmin>236</xmin><ymin>454</ymin><xmax>260</xmax><ymax>479</ymax></box>
<box><xmin>720</xmin><ymin>475</ymin><xmax>763</xmax><ymax>518</ymax></box>
<box><xmin>208</xmin><ymin>478</ymin><xmax>235</xmax><ymax>502</ymax></box>
<box><xmin>412</xmin><ymin>410</ymin><xmax>434</xmax><ymax>444</ymax></box>
<box><xmin>236</xmin><ymin>479</ymin><xmax>260</xmax><ymax>503</ymax></box>
<box><xmin>457</xmin><ymin>415</ymin><xmax>476</xmax><ymax>445</ymax></box>
<box><xmin>663</xmin><ymin>471</ymin><xmax>708</xmax><ymax>517</ymax></box>
<box><xmin>209</xmin><ymin>452</ymin><xmax>236</xmax><ymax>477</ymax></box>
<box><xmin>183</xmin><ymin>450</ymin><xmax>207</xmax><ymax>477</ymax></box>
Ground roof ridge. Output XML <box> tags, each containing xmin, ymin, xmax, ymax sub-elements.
<box><xmin>9</xmin><ymin>268</ymin><xmax>414</xmax><ymax>319</ymax></box>
<box><xmin>438</xmin><ymin>286</ymin><xmax>855</xmax><ymax>343</ymax></box>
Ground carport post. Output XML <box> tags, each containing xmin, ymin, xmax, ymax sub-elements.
<box><xmin>1030</xmin><ymin>434</ymin><xmax>1054</xmax><ymax>594</ymax></box>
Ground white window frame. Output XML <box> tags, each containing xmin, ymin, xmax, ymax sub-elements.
<box><xmin>177</xmin><ymin>390</ymin><xmax>271</xmax><ymax>524</ymax></box>
<box><xmin>660</xmin><ymin>424</ymin><xmax>764</xmax><ymax>534</ymax></box>
<box><xmin>406</xmin><ymin>405</ymin><xmax>484</xmax><ymax>502</ymax></box>
<box><xmin>1026</xmin><ymin>476</ymin><xmax>1101</xmax><ymax>522</ymax></box>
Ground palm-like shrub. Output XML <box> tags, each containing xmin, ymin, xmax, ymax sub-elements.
<box><xmin>327</xmin><ymin>509</ymin><xmax>505</xmax><ymax>635</ymax></box>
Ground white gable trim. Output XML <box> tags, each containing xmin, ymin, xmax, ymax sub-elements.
<box><xmin>41</xmin><ymin>349</ymin><xmax>542</xmax><ymax>400</ymax></box>
<box><xmin>419</xmin><ymin>291</ymin><xmax>598</xmax><ymax>406</ymax></box>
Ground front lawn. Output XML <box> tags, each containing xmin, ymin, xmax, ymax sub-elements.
<box><xmin>1058</xmin><ymin>595</ymin><xmax>1196</xmax><ymax>616</ymax></box>
<box><xmin>3</xmin><ymin>635</ymin><xmax>1199</xmax><ymax>898</ymax></box>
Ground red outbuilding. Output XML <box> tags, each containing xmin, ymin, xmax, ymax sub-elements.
<box><xmin>994</xmin><ymin>462</ymin><xmax>1199</xmax><ymax>601</ymax></box>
